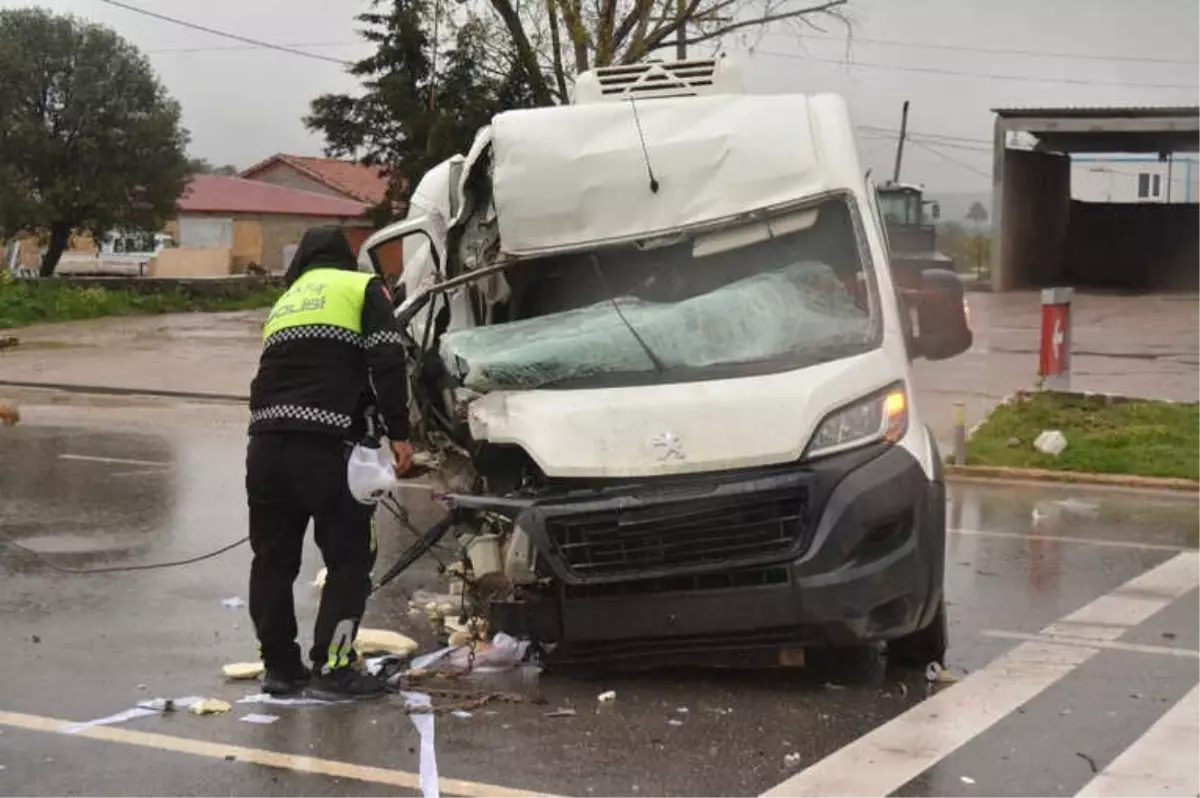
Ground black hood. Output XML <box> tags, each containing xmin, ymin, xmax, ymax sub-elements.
<box><xmin>284</xmin><ymin>226</ymin><xmax>359</xmax><ymax>286</ymax></box>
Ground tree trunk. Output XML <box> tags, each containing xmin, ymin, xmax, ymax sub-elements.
<box><xmin>39</xmin><ymin>221</ymin><xmax>72</xmax><ymax>278</ymax></box>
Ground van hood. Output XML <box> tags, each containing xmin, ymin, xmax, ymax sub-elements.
<box><xmin>465</xmin><ymin>348</ymin><xmax>906</xmax><ymax>478</ymax></box>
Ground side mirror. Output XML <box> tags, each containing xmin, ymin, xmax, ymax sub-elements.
<box><xmin>915</xmin><ymin>269</ymin><xmax>972</xmax><ymax>360</ymax></box>
<box><xmin>930</xmin><ymin>201</ymin><xmax>941</xmax><ymax>221</ymax></box>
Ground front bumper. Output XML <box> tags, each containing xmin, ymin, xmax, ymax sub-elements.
<box><xmin>488</xmin><ymin>439</ymin><xmax>945</xmax><ymax>665</ymax></box>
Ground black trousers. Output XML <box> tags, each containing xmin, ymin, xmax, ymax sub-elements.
<box><xmin>246</xmin><ymin>433</ymin><xmax>376</xmax><ymax>676</ymax></box>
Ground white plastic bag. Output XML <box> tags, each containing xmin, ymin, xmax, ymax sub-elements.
<box><xmin>347</xmin><ymin>444</ymin><xmax>397</xmax><ymax>504</ymax></box>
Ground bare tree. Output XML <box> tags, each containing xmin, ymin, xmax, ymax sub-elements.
<box><xmin>471</xmin><ymin>0</ymin><xmax>850</xmax><ymax>104</ymax></box>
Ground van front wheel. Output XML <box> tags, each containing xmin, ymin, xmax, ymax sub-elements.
<box><xmin>888</xmin><ymin>599</ymin><xmax>948</xmax><ymax>668</ymax></box>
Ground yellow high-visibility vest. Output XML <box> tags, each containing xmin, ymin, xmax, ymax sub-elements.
<box><xmin>263</xmin><ymin>268</ymin><xmax>373</xmax><ymax>339</ymax></box>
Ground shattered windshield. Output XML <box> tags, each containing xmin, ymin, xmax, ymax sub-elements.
<box><xmin>439</xmin><ymin>196</ymin><xmax>880</xmax><ymax>391</ymax></box>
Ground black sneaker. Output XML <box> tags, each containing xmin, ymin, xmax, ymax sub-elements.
<box><xmin>262</xmin><ymin>666</ymin><xmax>311</xmax><ymax>696</ymax></box>
<box><xmin>308</xmin><ymin>668</ymin><xmax>386</xmax><ymax>700</ymax></box>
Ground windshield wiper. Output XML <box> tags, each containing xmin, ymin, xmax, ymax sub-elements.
<box><xmin>589</xmin><ymin>255</ymin><xmax>666</xmax><ymax>374</ymax></box>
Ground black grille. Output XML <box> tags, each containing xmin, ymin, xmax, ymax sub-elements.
<box><xmin>545</xmin><ymin>489</ymin><xmax>807</xmax><ymax>577</ymax></box>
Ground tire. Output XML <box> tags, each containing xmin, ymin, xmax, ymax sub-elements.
<box><xmin>888</xmin><ymin>599</ymin><xmax>948</xmax><ymax>669</ymax></box>
<box><xmin>806</xmin><ymin>643</ymin><xmax>885</xmax><ymax>685</ymax></box>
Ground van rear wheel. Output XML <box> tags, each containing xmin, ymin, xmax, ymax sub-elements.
<box><xmin>888</xmin><ymin>599</ymin><xmax>948</xmax><ymax>669</ymax></box>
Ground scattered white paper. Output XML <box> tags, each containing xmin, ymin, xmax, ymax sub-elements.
<box><xmin>137</xmin><ymin>696</ymin><xmax>204</xmax><ymax>712</ymax></box>
<box><xmin>402</xmin><ymin>692</ymin><xmax>440</xmax><ymax>798</ymax></box>
<box><xmin>451</xmin><ymin>710</ymin><xmax>473</xmax><ymax>719</ymax></box>
<box><xmin>238</xmin><ymin>692</ymin><xmax>343</xmax><ymax>707</ymax></box>
<box><xmin>222</xmin><ymin>597</ymin><xmax>246</xmax><ymax>609</ymax></box>
<box><xmin>65</xmin><ymin>707</ymin><xmax>157</xmax><ymax>733</ymax></box>
<box><xmin>239</xmin><ymin>713</ymin><xmax>280</xmax><ymax>725</ymax></box>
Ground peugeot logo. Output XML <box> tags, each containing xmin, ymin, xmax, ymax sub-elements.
<box><xmin>651</xmin><ymin>430</ymin><xmax>685</xmax><ymax>461</ymax></box>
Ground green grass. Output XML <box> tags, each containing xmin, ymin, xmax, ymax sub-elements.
<box><xmin>964</xmin><ymin>391</ymin><xmax>1200</xmax><ymax>481</ymax></box>
<box><xmin>0</xmin><ymin>277</ymin><xmax>281</xmax><ymax>329</ymax></box>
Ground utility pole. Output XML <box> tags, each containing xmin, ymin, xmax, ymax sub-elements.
<box><xmin>676</xmin><ymin>0</ymin><xmax>687</xmax><ymax>59</ymax></box>
<box><xmin>892</xmin><ymin>100</ymin><xmax>910</xmax><ymax>184</ymax></box>
<box><xmin>1165</xmin><ymin>153</ymin><xmax>1174</xmax><ymax>203</ymax></box>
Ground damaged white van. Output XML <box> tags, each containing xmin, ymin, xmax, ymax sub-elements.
<box><xmin>360</xmin><ymin>59</ymin><xmax>972</xmax><ymax>672</ymax></box>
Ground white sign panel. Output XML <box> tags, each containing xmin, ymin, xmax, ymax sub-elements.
<box><xmin>179</xmin><ymin>217</ymin><xmax>234</xmax><ymax>249</ymax></box>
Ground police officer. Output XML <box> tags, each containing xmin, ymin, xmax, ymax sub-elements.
<box><xmin>246</xmin><ymin>226</ymin><xmax>412</xmax><ymax>699</ymax></box>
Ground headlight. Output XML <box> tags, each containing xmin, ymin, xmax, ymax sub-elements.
<box><xmin>805</xmin><ymin>385</ymin><xmax>908</xmax><ymax>459</ymax></box>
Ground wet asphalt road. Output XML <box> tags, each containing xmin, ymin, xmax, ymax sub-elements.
<box><xmin>1</xmin><ymin>420</ymin><xmax>1197</xmax><ymax>797</ymax></box>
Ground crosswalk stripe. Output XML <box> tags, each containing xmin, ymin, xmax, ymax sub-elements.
<box><xmin>1075</xmin><ymin>683</ymin><xmax>1200</xmax><ymax>797</ymax></box>
<box><xmin>761</xmin><ymin>551</ymin><xmax>1199</xmax><ymax>798</ymax></box>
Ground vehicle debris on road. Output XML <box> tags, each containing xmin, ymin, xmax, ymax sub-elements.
<box><xmin>0</xmin><ymin>403</ymin><xmax>19</xmax><ymax>427</ymax></box>
<box><xmin>189</xmin><ymin>698</ymin><xmax>232</xmax><ymax>716</ymax></box>
<box><xmin>354</xmin><ymin>628</ymin><xmax>419</xmax><ymax>657</ymax></box>
<box><xmin>239</xmin><ymin>713</ymin><xmax>279</xmax><ymax>725</ymax></box>
<box><xmin>925</xmin><ymin>662</ymin><xmax>959</xmax><ymax>685</ymax></box>
<box><xmin>223</xmin><ymin>661</ymin><xmax>265</xmax><ymax>681</ymax></box>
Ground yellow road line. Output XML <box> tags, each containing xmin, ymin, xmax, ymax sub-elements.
<box><xmin>0</xmin><ymin>710</ymin><xmax>554</xmax><ymax>798</ymax></box>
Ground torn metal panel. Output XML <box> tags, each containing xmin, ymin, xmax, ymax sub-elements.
<box><xmin>490</xmin><ymin>94</ymin><xmax>834</xmax><ymax>255</ymax></box>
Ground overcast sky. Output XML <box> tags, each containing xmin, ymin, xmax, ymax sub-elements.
<box><xmin>5</xmin><ymin>0</ymin><xmax>1198</xmax><ymax>193</ymax></box>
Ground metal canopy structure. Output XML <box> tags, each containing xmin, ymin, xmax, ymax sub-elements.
<box><xmin>990</xmin><ymin>106</ymin><xmax>1200</xmax><ymax>292</ymax></box>
<box><xmin>993</xmin><ymin>106</ymin><xmax>1199</xmax><ymax>154</ymax></box>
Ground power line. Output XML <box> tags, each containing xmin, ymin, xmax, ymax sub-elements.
<box><xmin>907</xmin><ymin>139</ymin><xmax>992</xmax><ymax>179</ymax></box>
<box><xmin>795</xmin><ymin>32</ymin><xmax>1196</xmax><ymax>66</ymax></box>
<box><xmin>858</xmin><ymin>125</ymin><xmax>993</xmax><ymax>146</ymax></box>
<box><xmin>858</xmin><ymin>131</ymin><xmax>994</xmax><ymax>154</ymax></box>
<box><xmin>145</xmin><ymin>40</ymin><xmax>359</xmax><ymax>55</ymax></box>
<box><xmin>97</xmin><ymin>0</ymin><xmax>352</xmax><ymax>65</ymax></box>
<box><xmin>748</xmin><ymin>48</ymin><xmax>1199</xmax><ymax>90</ymax></box>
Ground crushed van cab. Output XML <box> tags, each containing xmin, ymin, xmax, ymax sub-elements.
<box><xmin>360</xmin><ymin>59</ymin><xmax>972</xmax><ymax>671</ymax></box>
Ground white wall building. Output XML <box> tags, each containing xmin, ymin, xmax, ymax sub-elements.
<box><xmin>1071</xmin><ymin>156</ymin><xmax>1198</xmax><ymax>203</ymax></box>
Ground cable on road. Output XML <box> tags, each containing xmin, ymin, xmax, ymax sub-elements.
<box><xmin>0</xmin><ymin>534</ymin><xmax>249</xmax><ymax>574</ymax></box>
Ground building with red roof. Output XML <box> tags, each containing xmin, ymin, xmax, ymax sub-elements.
<box><xmin>179</xmin><ymin>174</ymin><xmax>370</xmax><ymax>218</ymax></box>
<box><xmin>166</xmin><ymin>174</ymin><xmax>373</xmax><ymax>276</ymax></box>
<box><xmin>239</xmin><ymin>154</ymin><xmax>398</xmax><ymax>208</ymax></box>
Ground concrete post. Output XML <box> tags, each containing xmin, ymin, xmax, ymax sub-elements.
<box><xmin>953</xmin><ymin>402</ymin><xmax>966</xmax><ymax>466</ymax></box>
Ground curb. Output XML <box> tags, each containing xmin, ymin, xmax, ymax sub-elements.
<box><xmin>946</xmin><ymin>464</ymin><xmax>1199</xmax><ymax>493</ymax></box>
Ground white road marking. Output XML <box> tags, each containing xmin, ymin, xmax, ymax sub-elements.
<box><xmin>951</xmin><ymin>527</ymin><xmax>1190</xmax><ymax>553</ymax></box>
<box><xmin>761</xmin><ymin>551</ymin><xmax>1200</xmax><ymax>798</ymax></box>
<box><xmin>1075</xmin><ymin>683</ymin><xmax>1200</xmax><ymax>798</ymax></box>
<box><xmin>982</xmin><ymin>629</ymin><xmax>1199</xmax><ymax>659</ymax></box>
<box><xmin>0</xmin><ymin>709</ymin><xmax>551</xmax><ymax>798</ymax></box>
<box><xmin>1043</xmin><ymin>553</ymin><xmax>1200</xmax><ymax>641</ymax></box>
<box><xmin>58</xmin><ymin>453</ymin><xmax>170</xmax><ymax>468</ymax></box>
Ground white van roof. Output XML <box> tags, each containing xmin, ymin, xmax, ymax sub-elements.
<box><xmin>490</xmin><ymin>92</ymin><xmax>863</xmax><ymax>256</ymax></box>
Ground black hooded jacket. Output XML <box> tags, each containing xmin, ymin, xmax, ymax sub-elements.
<box><xmin>248</xmin><ymin>226</ymin><xmax>410</xmax><ymax>441</ymax></box>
